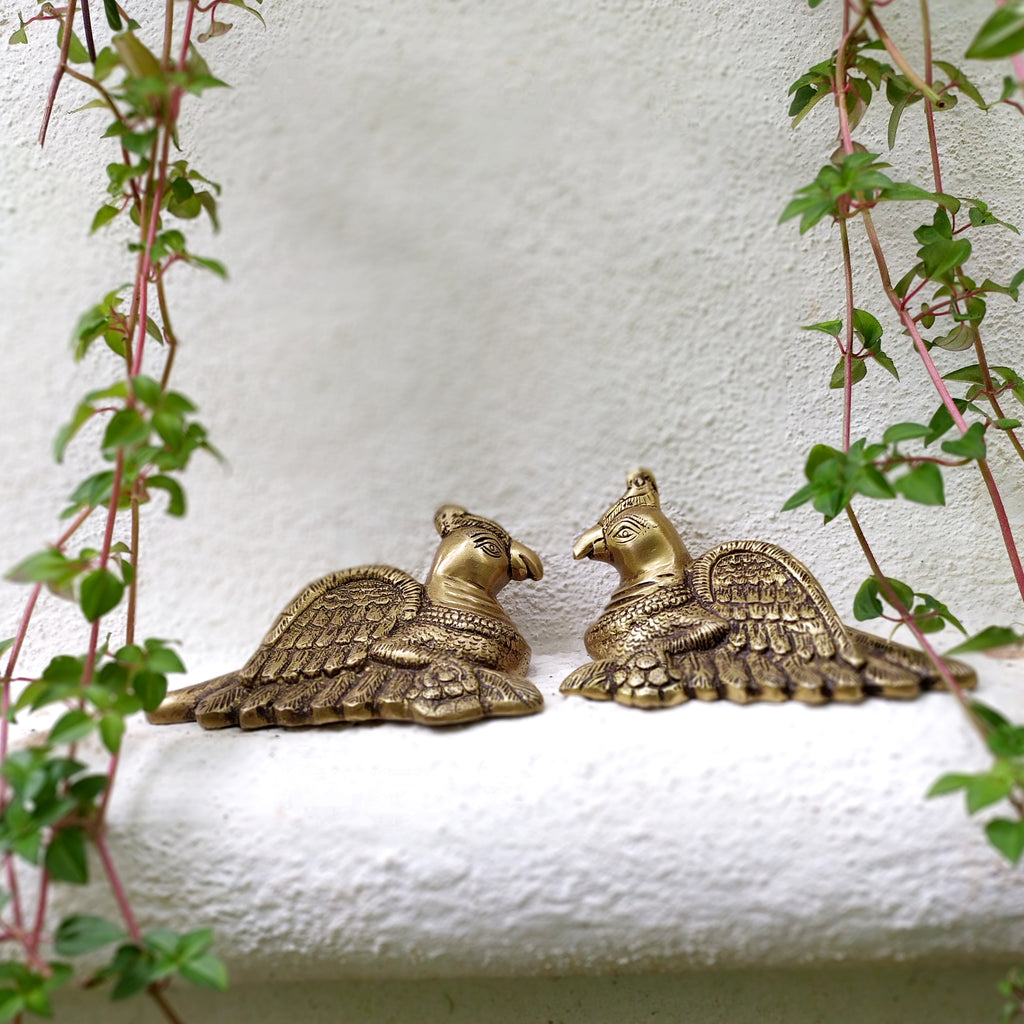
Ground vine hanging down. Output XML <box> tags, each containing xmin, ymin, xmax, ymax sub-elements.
<box><xmin>781</xmin><ymin>0</ymin><xmax>1024</xmax><ymax>870</ymax></box>
<box><xmin>2</xmin><ymin>1</ymin><xmax>264</xmax><ymax>1020</ymax></box>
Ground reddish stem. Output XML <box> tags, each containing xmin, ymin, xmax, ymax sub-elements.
<box><xmin>95</xmin><ymin>833</ymin><xmax>141</xmax><ymax>942</ymax></box>
<box><xmin>918</xmin><ymin>0</ymin><xmax>945</xmax><ymax>197</ymax></box>
<box><xmin>38</xmin><ymin>0</ymin><xmax>77</xmax><ymax>146</ymax></box>
<box><xmin>839</xmin><ymin>217</ymin><xmax>855</xmax><ymax>451</ymax></box>
<box><xmin>860</xmin><ymin>209</ymin><xmax>1024</xmax><ymax>605</ymax></box>
<box><xmin>27</xmin><ymin>871</ymin><xmax>50</xmax><ymax>959</ymax></box>
<box><xmin>846</xmin><ymin>506</ymin><xmax>980</xmax><ymax>723</ymax></box>
<box><xmin>834</xmin><ymin>4</ymin><xmax>858</xmax><ymax>156</ymax></box>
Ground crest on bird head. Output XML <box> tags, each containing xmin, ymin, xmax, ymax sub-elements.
<box><xmin>599</xmin><ymin>468</ymin><xmax>660</xmax><ymax>530</ymax></box>
<box><xmin>433</xmin><ymin>504</ymin><xmax>512</xmax><ymax>550</ymax></box>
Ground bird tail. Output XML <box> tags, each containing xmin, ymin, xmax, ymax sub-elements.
<box><xmin>148</xmin><ymin>659</ymin><xmax>543</xmax><ymax>730</ymax></box>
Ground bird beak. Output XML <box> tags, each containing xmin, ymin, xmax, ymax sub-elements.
<box><xmin>573</xmin><ymin>524</ymin><xmax>607</xmax><ymax>562</ymax></box>
<box><xmin>510</xmin><ymin>541</ymin><xmax>543</xmax><ymax>582</ymax></box>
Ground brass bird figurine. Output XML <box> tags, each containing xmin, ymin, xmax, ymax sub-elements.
<box><xmin>561</xmin><ymin>468</ymin><xmax>976</xmax><ymax>707</ymax></box>
<box><xmin>149</xmin><ymin>505</ymin><xmax>544</xmax><ymax>729</ymax></box>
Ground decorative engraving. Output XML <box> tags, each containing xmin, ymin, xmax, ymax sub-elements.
<box><xmin>149</xmin><ymin>506</ymin><xmax>544</xmax><ymax>729</ymax></box>
<box><xmin>562</xmin><ymin>468</ymin><xmax>977</xmax><ymax>708</ymax></box>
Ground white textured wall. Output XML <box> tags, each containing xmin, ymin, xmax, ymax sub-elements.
<box><xmin>2</xmin><ymin>0</ymin><xmax>1022</xmax><ymax>675</ymax></box>
<box><xmin>2</xmin><ymin>3</ymin><xmax>1024</xmax><ymax>1021</ymax></box>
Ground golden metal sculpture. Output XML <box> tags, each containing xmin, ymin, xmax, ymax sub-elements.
<box><xmin>149</xmin><ymin>506</ymin><xmax>544</xmax><ymax>729</ymax></box>
<box><xmin>562</xmin><ymin>468</ymin><xmax>977</xmax><ymax>708</ymax></box>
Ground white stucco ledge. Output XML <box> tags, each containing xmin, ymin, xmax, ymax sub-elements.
<box><xmin>40</xmin><ymin>651</ymin><xmax>1024</xmax><ymax>983</ymax></box>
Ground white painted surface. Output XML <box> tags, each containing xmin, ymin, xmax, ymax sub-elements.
<box><xmin>20</xmin><ymin>652</ymin><xmax>1024</xmax><ymax>989</ymax></box>
<box><xmin>1</xmin><ymin>0</ymin><xmax>1024</xmax><ymax>1015</ymax></box>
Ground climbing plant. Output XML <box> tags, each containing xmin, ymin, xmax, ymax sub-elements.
<box><xmin>1</xmin><ymin>0</ymin><xmax>263</xmax><ymax>1019</ymax></box>
<box><xmin>781</xmin><ymin>2</ymin><xmax>1024</xmax><ymax>1017</ymax></box>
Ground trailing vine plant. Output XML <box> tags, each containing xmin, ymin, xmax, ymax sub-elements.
<box><xmin>781</xmin><ymin>2</ymin><xmax>1024</xmax><ymax>1016</ymax></box>
<box><xmin>1</xmin><ymin>0</ymin><xmax>264</xmax><ymax>1019</ymax></box>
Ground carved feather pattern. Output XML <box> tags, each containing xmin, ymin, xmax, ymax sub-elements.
<box><xmin>149</xmin><ymin>563</ymin><xmax>543</xmax><ymax>730</ymax></box>
<box><xmin>239</xmin><ymin>566</ymin><xmax>422</xmax><ymax>684</ymax></box>
<box><xmin>564</xmin><ymin>539</ymin><xmax>977</xmax><ymax>707</ymax></box>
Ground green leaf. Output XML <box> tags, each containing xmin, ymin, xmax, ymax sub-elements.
<box><xmin>131</xmin><ymin>672</ymin><xmax>167</xmax><ymax>712</ymax></box>
<box><xmin>0</xmin><ymin>638</ymin><xmax>13</xmax><ymax>661</ymax></box>
<box><xmin>189</xmin><ymin>255</ymin><xmax>228</xmax><ymax>279</ymax></box>
<box><xmin>932</xmin><ymin>322</ymin><xmax>979</xmax><ymax>351</ymax></box>
<box><xmin>90</xmin><ymin>204</ymin><xmax>121</xmax><ymax>233</ymax></box>
<box><xmin>885</xmin><ymin>577</ymin><xmax>915</xmax><ymax>610</ymax></box>
<box><xmin>927</xmin><ymin>773</ymin><xmax>974</xmax><ymax>797</ymax></box>
<box><xmin>153</xmin><ymin>409</ymin><xmax>185</xmax><ymax>448</ymax></box>
<box><xmin>851</xmin><ymin>308</ymin><xmax>882</xmax><ymax>348</ymax></box>
<box><xmin>69</xmin><ymin>774</ymin><xmax>108</xmax><ymax>806</ymax></box>
<box><xmin>57</xmin><ymin>25</ymin><xmax>91</xmax><ymax>64</ymax></box>
<box><xmin>887</xmin><ymin>90</ymin><xmax>917</xmax><ymax>150</ymax></box>
<box><xmin>894</xmin><ymin>462</ymin><xmax>945</xmax><ymax>505</ymax></box>
<box><xmin>80</xmin><ymin>569</ymin><xmax>124</xmax><ymax>622</ymax></box>
<box><xmin>99</xmin><ymin>712</ymin><xmax>125</xmax><ymax>754</ymax></box>
<box><xmin>917</xmin><ymin>237</ymin><xmax>972</xmax><ymax>280</ymax></box>
<box><xmin>102</xmin><ymin>409</ymin><xmax>149</xmax><ymax>455</ymax></box>
<box><xmin>180</xmin><ymin>953</ymin><xmax>228</xmax><ymax>991</ymax></box>
<box><xmin>933</xmin><ymin>60</ymin><xmax>988</xmax><ymax>109</ymax></box>
<box><xmin>45</xmin><ymin>827</ymin><xmax>89</xmax><ymax>885</ymax></box>
<box><xmin>869</xmin><ymin>347</ymin><xmax>898</xmax><ymax>379</ymax></box>
<box><xmin>6</xmin><ymin>549</ymin><xmax>71</xmax><ymax>585</ymax></box>
<box><xmin>50</xmin><ymin>709</ymin><xmax>95</xmax><ymax>745</ymax></box>
<box><xmin>8</xmin><ymin>14</ymin><xmax>28</xmax><ymax>45</ymax></box>
<box><xmin>946</xmin><ymin>626</ymin><xmax>1024</xmax><ymax>655</ymax></box>
<box><xmin>988</xmin><ymin>727</ymin><xmax>1024</xmax><ymax>759</ymax></box>
<box><xmin>943</xmin><ymin>364</ymin><xmax>986</xmax><ymax>384</ymax></box>
<box><xmin>883</xmin><ymin>422</ymin><xmax>930</xmax><ymax>443</ymax></box>
<box><xmin>147</xmin><ymin>475</ymin><xmax>186</xmax><ymax>517</ymax></box>
<box><xmin>967</xmin><ymin>4</ymin><xmax>1024</xmax><ymax>60</ymax></box>
<box><xmin>986</xmin><ymin>818</ymin><xmax>1024</xmax><ymax>864</ymax></box>
<box><xmin>0</xmin><ymin>989</ymin><xmax>24</xmax><ymax>1020</ymax></box>
<box><xmin>65</xmin><ymin>471</ymin><xmax>116</xmax><ymax>512</ymax></box>
<box><xmin>55</xmin><ymin>915</ymin><xmax>127</xmax><ymax>957</ymax></box>
<box><xmin>802</xmin><ymin>319</ymin><xmax>842</xmax><ymax>337</ymax></box>
<box><xmin>54</xmin><ymin>401</ymin><xmax>96</xmax><ymax>464</ymax></box>
<box><xmin>972</xmin><ymin>701</ymin><xmax>1011</xmax><ymax>732</ymax></box>
<box><xmin>853</xmin><ymin>577</ymin><xmax>883</xmax><ymax>620</ymax></box>
<box><xmin>925</xmin><ymin>401</ymin><xmax>962</xmax><ymax>444</ymax></box>
<box><xmin>829</xmin><ymin>357</ymin><xmax>867</xmax><ymax>389</ymax></box>
<box><xmin>941</xmin><ymin>422</ymin><xmax>987</xmax><ymax>459</ymax></box>
<box><xmin>103</xmin><ymin>0</ymin><xmax>123</xmax><ymax>30</ymax></box>
<box><xmin>966</xmin><ymin>772</ymin><xmax>1014</xmax><ymax>813</ymax></box>
<box><xmin>131</xmin><ymin>375</ymin><xmax>163</xmax><ymax>409</ymax></box>
<box><xmin>854</xmin><ymin>465</ymin><xmax>894</xmax><ymax>500</ymax></box>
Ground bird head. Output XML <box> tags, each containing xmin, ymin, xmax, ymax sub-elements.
<box><xmin>427</xmin><ymin>505</ymin><xmax>543</xmax><ymax>615</ymax></box>
<box><xmin>573</xmin><ymin>468</ymin><xmax>692</xmax><ymax>593</ymax></box>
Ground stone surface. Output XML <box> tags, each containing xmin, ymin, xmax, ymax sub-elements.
<box><xmin>25</xmin><ymin>652</ymin><xmax>1023</xmax><ymax>985</ymax></box>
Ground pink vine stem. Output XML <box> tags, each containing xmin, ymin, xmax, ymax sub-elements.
<box><xmin>6</xmin><ymin>7</ymin><xmax>201</xmax><ymax>1023</ymax></box>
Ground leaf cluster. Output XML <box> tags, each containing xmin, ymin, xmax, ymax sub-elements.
<box><xmin>780</xmin><ymin>152</ymin><xmax>955</xmax><ymax>234</ymax></box>
<box><xmin>782</xmin><ymin>429</ymin><xmax>963</xmax><ymax>522</ymax></box>
<box><xmin>0</xmin><ymin>916</ymin><xmax>227</xmax><ymax>1020</ymax></box>
<box><xmin>0</xmin><ymin>961</ymin><xmax>72</xmax><ymax>1021</ymax></box>
<box><xmin>929</xmin><ymin>703</ymin><xmax>1024</xmax><ymax>864</ymax></box>
<box><xmin>853</xmin><ymin>575</ymin><xmax>964</xmax><ymax>636</ymax></box>
<box><xmin>803</xmin><ymin>308</ymin><xmax>897</xmax><ymax>387</ymax></box>
<box><xmin>55</xmin><ymin>916</ymin><xmax>227</xmax><ymax>1000</ymax></box>
<box><xmin>0</xmin><ymin>639</ymin><xmax>185</xmax><ymax>896</ymax></box>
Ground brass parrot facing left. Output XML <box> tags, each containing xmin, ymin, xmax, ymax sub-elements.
<box><xmin>148</xmin><ymin>506</ymin><xmax>544</xmax><ymax>729</ymax></box>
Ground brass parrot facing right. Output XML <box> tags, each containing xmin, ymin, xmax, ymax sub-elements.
<box><xmin>561</xmin><ymin>468</ymin><xmax>977</xmax><ymax>708</ymax></box>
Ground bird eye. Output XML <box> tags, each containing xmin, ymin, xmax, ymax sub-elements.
<box><xmin>479</xmin><ymin>540</ymin><xmax>502</xmax><ymax>558</ymax></box>
<box><xmin>612</xmin><ymin>524</ymin><xmax>637</xmax><ymax>542</ymax></box>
